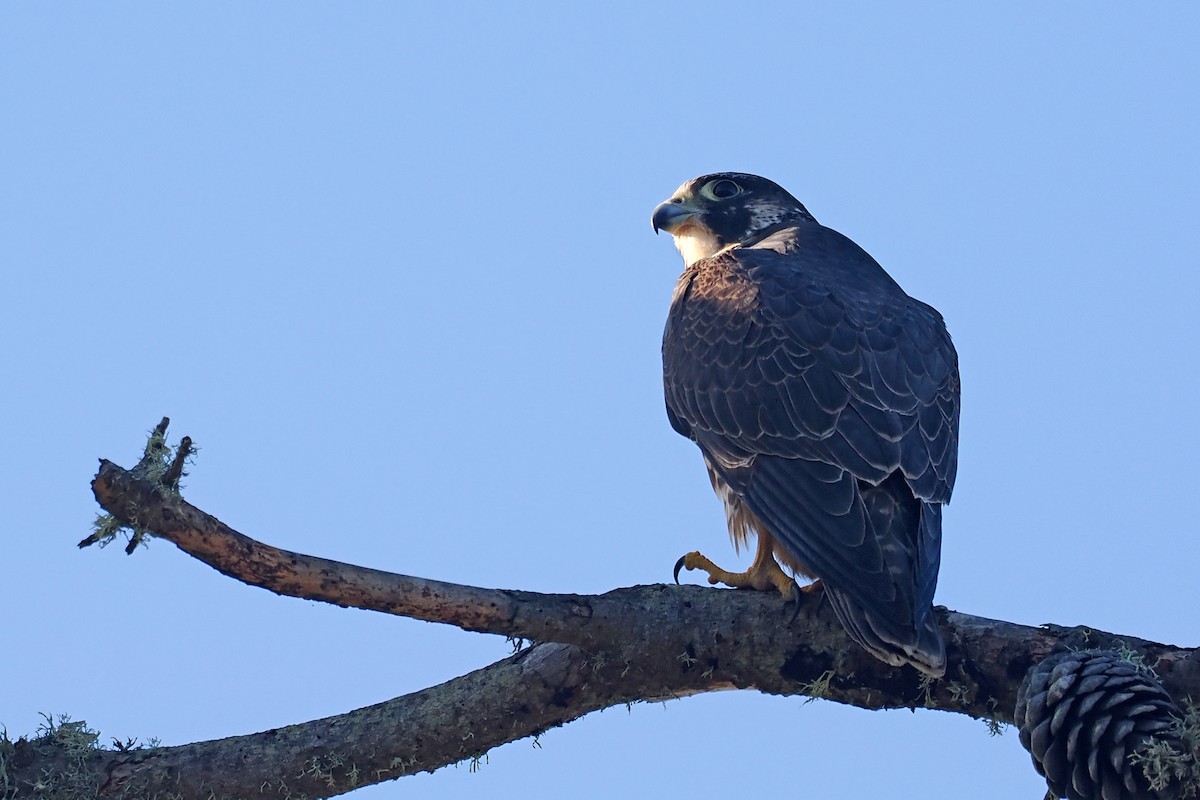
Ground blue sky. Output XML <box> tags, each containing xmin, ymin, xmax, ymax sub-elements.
<box><xmin>2</xmin><ymin>4</ymin><xmax>1197</xmax><ymax>798</ymax></box>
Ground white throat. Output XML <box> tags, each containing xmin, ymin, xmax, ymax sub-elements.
<box><xmin>671</xmin><ymin>226</ymin><xmax>725</xmax><ymax>267</ymax></box>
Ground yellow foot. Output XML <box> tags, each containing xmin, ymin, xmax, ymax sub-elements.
<box><xmin>673</xmin><ymin>550</ymin><xmax>800</xmax><ymax>599</ymax></box>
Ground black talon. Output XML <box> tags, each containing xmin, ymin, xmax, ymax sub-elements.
<box><xmin>788</xmin><ymin>582</ymin><xmax>802</xmax><ymax>623</ymax></box>
<box><xmin>673</xmin><ymin>555</ymin><xmax>687</xmax><ymax>584</ymax></box>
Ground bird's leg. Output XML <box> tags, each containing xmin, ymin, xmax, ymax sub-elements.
<box><xmin>674</xmin><ymin>532</ymin><xmax>813</xmax><ymax>599</ymax></box>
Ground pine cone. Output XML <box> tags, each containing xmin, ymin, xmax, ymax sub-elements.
<box><xmin>1015</xmin><ymin>649</ymin><xmax>1184</xmax><ymax>800</ymax></box>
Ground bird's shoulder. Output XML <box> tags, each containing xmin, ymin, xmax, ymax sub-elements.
<box><xmin>741</xmin><ymin>222</ymin><xmax>907</xmax><ymax>312</ymax></box>
<box><xmin>673</xmin><ymin>220</ymin><xmax>936</xmax><ymax>336</ymax></box>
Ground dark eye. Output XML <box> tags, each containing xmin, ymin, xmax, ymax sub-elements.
<box><xmin>709</xmin><ymin>179</ymin><xmax>740</xmax><ymax>199</ymax></box>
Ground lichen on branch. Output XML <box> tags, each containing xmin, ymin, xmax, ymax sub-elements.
<box><xmin>5</xmin><ymin>419</ymin><xmax>1195</xmax><ymax>799</ymax></box>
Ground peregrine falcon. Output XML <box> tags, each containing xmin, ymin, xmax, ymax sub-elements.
<box><xmin>652</xmin><ymin>173</ymin><xmax>959</xmax><ymax>677</ymax></box>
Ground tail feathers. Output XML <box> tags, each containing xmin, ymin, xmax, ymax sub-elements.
<box><xmin>824</xmin><ymin>584</ymin><xmax>946</xmax><ymax>678</ymax></box>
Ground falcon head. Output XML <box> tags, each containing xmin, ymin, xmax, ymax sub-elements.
<box><xmin>652</xmin><ymin>172</ymin><xmax>816</xmax><ymax>267</ymax></box>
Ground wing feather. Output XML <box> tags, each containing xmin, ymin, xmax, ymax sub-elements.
<box><xmin>663</xmin><ymin>219</ymin><xmax>959</xmax><ymax>674</ymax></box>
<box><xmin>663</xmin><ymin>221</ymin><xmax>959</xmax><ymax>501</ymax></box>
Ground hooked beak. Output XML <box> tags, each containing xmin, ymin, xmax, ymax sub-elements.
<box><xmin>651</xmin><ymin>200</ymin><xmax>700</xmax><ymax>235</ymax></box>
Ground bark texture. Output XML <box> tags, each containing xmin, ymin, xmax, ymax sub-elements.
<box><xmin>2</xmin><ymin>435</ymin><xmax>1196</xmax><ymax>799</ymax></box>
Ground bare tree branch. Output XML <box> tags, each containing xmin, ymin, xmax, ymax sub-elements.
<box><xmin>3</xmin><ymin>437</ymin><xmax>1196</xmax><ymax>799</ymax></box>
